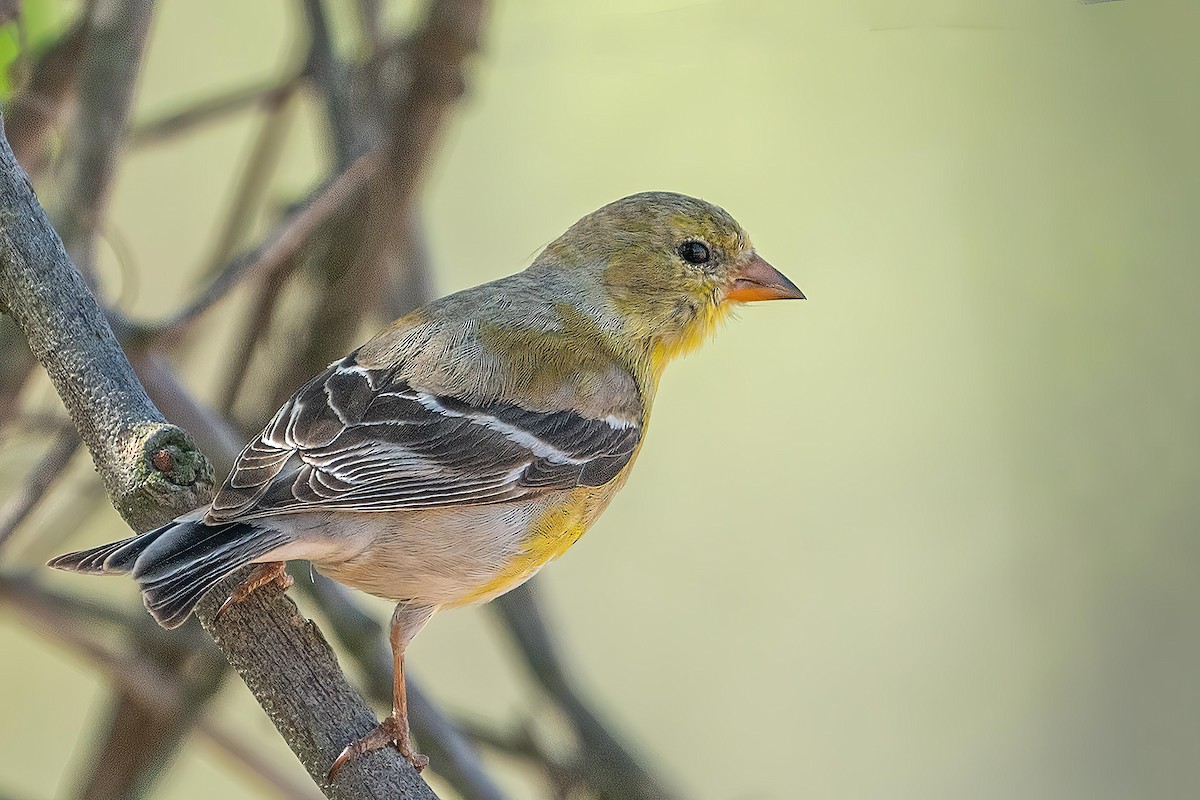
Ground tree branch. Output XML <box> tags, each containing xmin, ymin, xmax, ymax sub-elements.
<box><xmin>296</xmin><ymin>570</ymin><xmax>506</xmax><ymax>800</ymax></box>
<box><xmin>195</xmin><ymin>573</ymin><xmax>438</xmax><ymax>799</ymax></box>
<box><xmin>56</xmin><ymin>0</ymin><xmax>153</xmax><ymax>272</ymax></box>
<box><xmin>131</xmin><ymin>79</ymin><xmax>298</xmax><ymax>147</ymax></box>
<box><xmin>143</xmin><ymin>147</ymin><xmax>382</xmax><ymax>343</ymax></box>
<box><xmin>0</xmin><ymin>574</ymin><xmax>321</xmax><ymax>800</ymax></box>
<box><xmin>270</xmin><ymin>0</ymin><xmax>487</xmax><ymax>405</ymax></box>
<box><xmin>0</xmin><ymin>114</ymin><xmax>435</xmax><ymax>798</ymax></box>
<box><xmin>0</xmin><ymin>115</ymin><xmax>212</xmax><ymax>530</ymax></box>
<box><xmin>494</xmin><ymin>582</ymin><xmax>682</xmax><ymax>800</ymax></box>
<box><xmin>4</xmin><ymin>22</ymin><xmax>88</xmax><ymax>179</ymax></box>
<box><xmin>0</xmin><ymin>427</ymin><xmax>80</xmax><ymax>552</ymax></box>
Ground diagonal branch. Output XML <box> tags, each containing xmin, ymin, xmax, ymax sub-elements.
<box><xmin>0</xmin><ymin>115</ymin><xmax>212</xmax><ymax>529</ymax></box>
<box><xmin>0</xmin><ymin>428</ymin><xmax>80</xmax><ymax>552</ymax></box>
<box><xmin>0</xmin><ymin>574</ymin><xmax>322</xmax><ymax>800</ymax></box>
<box><xmin>4</xmin><ymin>22</ymin><xmax>88</xmax><ymax>178</ymax></box>
<box><xmin>143</xmin><ymin>147</ymin><xmax>382</xmax><ymax>343</ymax></box>
<box><xmin>55</xmin><ymin>0</ymin><xmax>153</xmax><ymax>272</ymax></box>
<box><xmin>131</xmin><ymin>79</ymin><xmax>299</xmax><ymax>147</ymax></box>
<box><xmin>494</xmin><ymin>582</ymin><xmax>682</xmax><ymax>800</ymax></box>
<box><xmin>296</xmin><ymin>570</ymin><xmax>507</xmax><ymax>800</ymax></box>
<box><xmin>0</xmin><ymin>114</ymin><xmax>435</xmax><ymax>799</ymax></box>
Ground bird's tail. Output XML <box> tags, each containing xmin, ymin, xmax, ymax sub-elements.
<box><xmin>49</xmin><ymin>516</ymin><xmax>287</xmax><ymax>629</ymax></box>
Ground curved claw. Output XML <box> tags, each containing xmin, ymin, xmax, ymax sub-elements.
<box><xmin>326</xmin><ymin>715</ymin><xmax>427</xmax><ymax>783</ymax></box>
<box><xmin>214</xmin><ymin>561</ymin><xmax>293</xmax><ymax>624</ymax></box>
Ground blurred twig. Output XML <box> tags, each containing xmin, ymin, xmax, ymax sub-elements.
<box><xmin>143</xmin><ymin>146</ymin><xmax>383</xmax><ymax>343</ymax></box>
<box><xmin>131</xmin><ymin>79</ymin><xmax>299</xmax><ymax>147</ymax></box>
<box><xmin>271</xmin><ymin>0</ymin><xmax>487</xmax><ymax>405</ymax></box>
<box><xmin>0</xmin><ymin>428</ymin><xmax>80</xmax><ymax>553</ymax></box>
<box><xmin>494</xmin><ymin>582</ymin><xmax>682</xmax><ymax>800</ymax></box>
<box><xmin>0</xmin><ymin>574</ymin><xmax>321</xmax><ymax>800</ymax></box>
<box><xmin>199</xmin><ymin>719</ymin><xmax>329</xmax><ymax>800</ymax></box>
<box><xmin>0</xmin><ymin>574</ymin><xmax>202</xmax><ymax>718</ymax></box>
<box><xmin>199</xmin><ymin>83</ymin><xmax>298</xmax><ymax>280</ymax></box>
<box><xmin>214</xmin><ymin>263</ymin><xmax>292</xmax><ymax>415</ymax></box>
<box><xmin>4</xmin><ymin>21</ymin><xmax>87</xmax><ymax>178</ymax></box>
<box><xmin>302</xmin><ymin>0</ymin><xmax>372</xmax><ymax>168</ymax></box>
<box><xmin>453</xmin><ymin>717</ymin><xmax>579</xmax><ymax>800</ymax></box>
<box><xmin>0</xmin><ymin>573</ymin><xmax>227</xmax><ymax>800</ymax></box>
<box><xmin>55</xmin><ymin>0</ymin><xmax>153</xmax><ymax>274</ymax></box>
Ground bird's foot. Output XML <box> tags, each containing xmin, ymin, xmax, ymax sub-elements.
<box><xmin>215</xmin><ymin>561</ymin><xmax>293</xmax><ymax>622</ymax></box>
<box><xmin>327</xmin><ymin>714</ymin><xmax>427</xmax><ymax>782</ymax></box>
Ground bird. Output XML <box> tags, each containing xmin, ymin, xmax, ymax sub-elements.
<box><xmin>48</xmin><ymin>191</ymin><xmax>803</xmax><ymax>779</ymax></box>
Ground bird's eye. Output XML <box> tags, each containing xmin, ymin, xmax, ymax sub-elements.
<box><xmin>678</xmin><ymin>240</ymin><xmax>711</xmax><ymax>265</ymax></box>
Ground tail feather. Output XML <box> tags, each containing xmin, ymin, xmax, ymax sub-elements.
<box><xmin>46</xmin><ymin>525</ymin><xmax>171</xmax><ymax>574</ymax></box>
<box><xmin>137</xmin><ymin>526</ymin><xmax>287</xmax><ymax>628</ymax></box>
<box><xmin>49</xmin><ymin>519</ymin><xmax>288</xmax><ymax>629</ymax></box>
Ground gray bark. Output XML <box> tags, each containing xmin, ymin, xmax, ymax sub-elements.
<box><xmin>0</xmin><ymin>112</ymin><xmax>436</xmax><ymax>799</ymax></box>
<box><xmin>0</xmin><ymin>113</ymin><xmax>212</xmax><ymax>531</ymax></box>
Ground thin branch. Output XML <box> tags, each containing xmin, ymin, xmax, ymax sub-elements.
<box><xmin>0</xmin><ymin>569</ymin><xmax>227</xmax><ymax>800</ymax></box>
<box><xmin>0</xmin><ymin>114</ymin><xmax>214</xmax><ymax>529</ymax></box>
<box><xmin>199</xmin><ymin>719</ymin><xmax>329</xmax><ymax>800</ymax></box>
<box><xmin>214</xmin><ymin>264</ymin><xmax>292</xmax><ymax>415</ymax></box>
<box><xmin>55</xmin><ymin>0</ymin><xmax>154</xmax><ymax>273</ymax></box>
<box><xmin>1</xmin><ymin>579</ymin><xmax>193</xmax><ymax>718</ymax></box>
<box><xmin>4</xmin><ymin>22</ymin><xmax>88</xmax><ymax>178</ymax></box>
<box><xmin>0</xmin><ymin>427</ymin><xmax>80</xmax><ymax>552</ymax></box>
<box><xmin>131</xmin><ymin>80</ymin><xmax>298</xmax><ymax>147</ymax></box>
<box><xmin>0</xmin><ymin>574</ymin><xmax>317</xmax><ymax>800</ymax></box>
<box><xmin>0</xmin><ymin>571</ymin><xmax>190</xmax><ymax>645</ymax></box>
<box><xmin>0</xmin><ymin>411</ymin><xmax>75</xmax><ymax>437</ymax></box>
<box><xmin>198</xmin><ymin>85</ymin><xmax>298</xmax><ymax>280</ymax></box>
<box><xmin>302</xmin><ymin>0</ymin><xmax>372</xmax><ymax>168</ymax></box>
<box><xmin>143</xmin><ymin>147</ymin><xmax>382</xmax><ymax>343</ymax></box>
<box><xmin>355</xmin><ymin>0</ymin><xmax>386</xmax><ymax>55</ymax></box>
<box><xmin>453</xmin><ymin>717</ymin><xmax>579</xmax><ymax>800</ymax></box>
<box><xmin>494</xmin><ymin>582</ymin><xmax>682</xmax><ymax>800</ymax></box>
<box><xmin>272</xmin><ymin>0</ymin><xmax>487</xmax><ymax>404</ymax></box>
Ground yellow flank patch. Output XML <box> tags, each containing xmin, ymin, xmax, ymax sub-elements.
<box><xmin>451</xmin><ymin>487</ymin><xmax>612</xmax><ymax>606</ymax></box>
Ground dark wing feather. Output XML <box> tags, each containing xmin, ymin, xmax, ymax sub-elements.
<box><xmin>208</xmin><ymin>356</ymin><xmax>642</xmax><ymax>522</ymax></box>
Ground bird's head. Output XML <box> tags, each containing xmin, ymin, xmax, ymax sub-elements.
<box><xmin>536</xmin><ymin>191</ymin><xmax>803</xmax><ymax>367</ymax></box>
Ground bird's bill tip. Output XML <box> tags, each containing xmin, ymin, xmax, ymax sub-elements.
<box><xmin>725</xmin><ymin>253</ymin><xmax>805</xmax><ymax>302</ymax></box>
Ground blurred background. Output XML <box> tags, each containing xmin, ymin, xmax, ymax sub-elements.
<box><xmin>1</xmin><ymin>0</ymin><xmax>1198</xmax><ymax>798</ymax></box>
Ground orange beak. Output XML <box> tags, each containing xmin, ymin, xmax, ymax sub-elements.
<box><xmin>724</xmin><ymin>253</ymin><xmax>805</xmax><ymax>303</ymax></box>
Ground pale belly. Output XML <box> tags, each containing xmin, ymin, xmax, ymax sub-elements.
<box><xmin>267</xmin><ymin>486</ymin><xmax>615</xmax><ymax>609</ymax></box>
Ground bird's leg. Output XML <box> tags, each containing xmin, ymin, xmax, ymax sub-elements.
<box><xmin>215</xmin><ymin>561</ymin><xmax>293</xmax><ymax>621</ymax></box>
<box><xmin>328</xmin><ymin>603</ymin><xmax>435</xmax><ymax>781</ymax></box>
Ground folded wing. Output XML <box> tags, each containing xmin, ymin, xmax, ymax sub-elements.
<box><xmin>208</xmin><ymin>355</ymin><xmax>642</xmax><ymax>522</ymax></box>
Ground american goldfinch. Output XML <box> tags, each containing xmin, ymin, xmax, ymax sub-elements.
<box><xmin>50</xmin><ymin>191</ymin><xmax>803</xmax><ymax>776</ymax></box>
